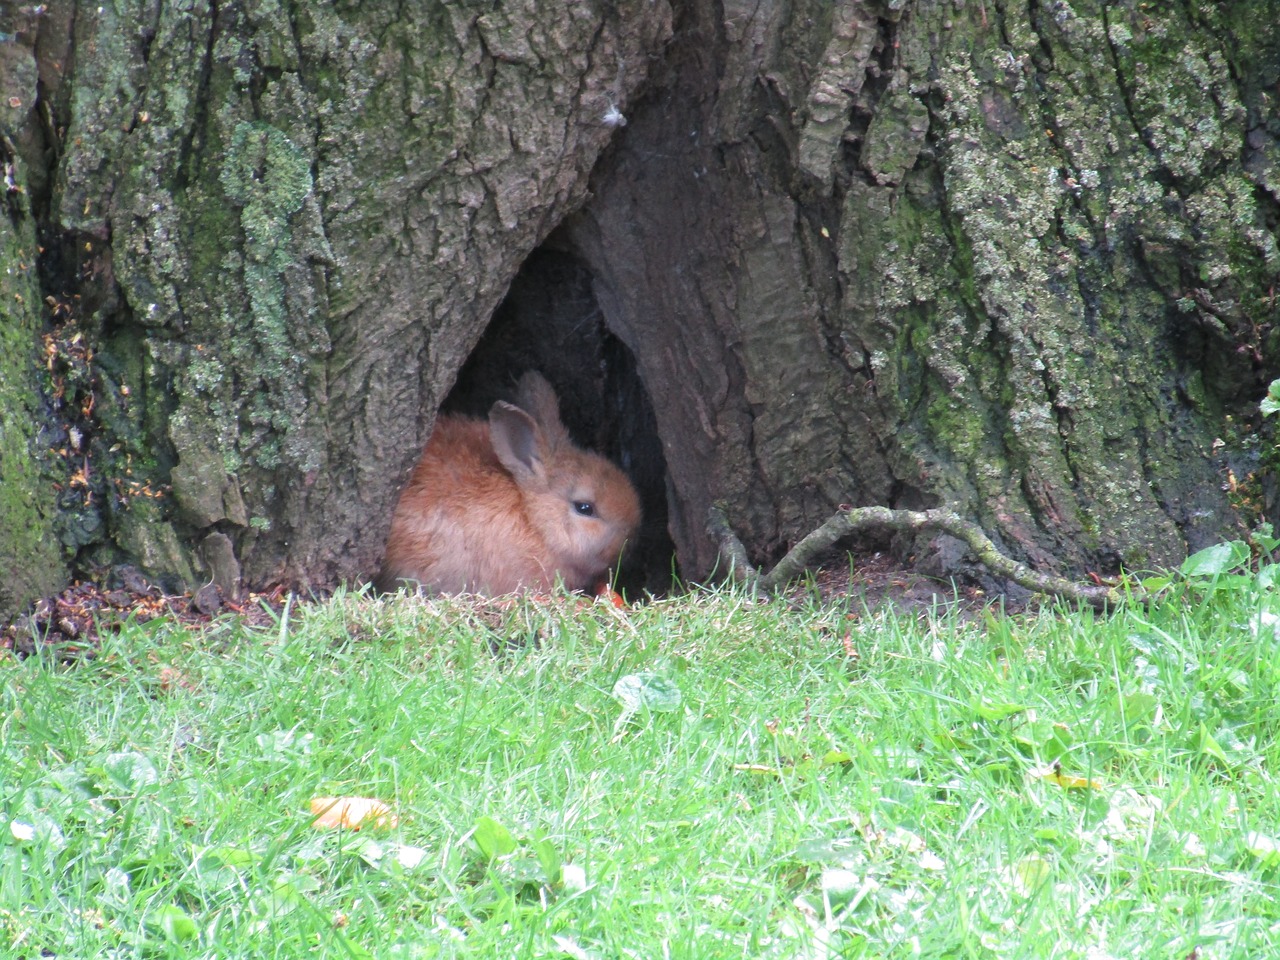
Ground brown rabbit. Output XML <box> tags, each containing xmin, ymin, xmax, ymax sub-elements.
<box><xmin>378</xmin><ymin>371</ymin><xmax>641</xmax><ymax>595</ymax></box>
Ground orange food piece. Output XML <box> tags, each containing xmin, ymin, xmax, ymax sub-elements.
<box><xmin>594</xmin><ymin>583</ymin><xmax>627</xmax><ymax>607</ymax></box>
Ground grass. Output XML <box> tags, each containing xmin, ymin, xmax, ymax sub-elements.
<box><xmin>3</xmin><ymin>581</ymin><xmax>1280</xmax><ymax>959</ymax></box>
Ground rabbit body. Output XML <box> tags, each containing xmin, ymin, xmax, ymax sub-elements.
<box><xmin>379</xmin><ymin>373</ymin><xmax>641</xmax><ymax>595</ymax></box>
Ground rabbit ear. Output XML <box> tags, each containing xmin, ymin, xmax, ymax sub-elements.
<box><xmin>515</xmin><ymin>371</ymin><xmax>571</xmax><ymax>449</ymax></box>
<box><xmin>489</xmin><ymin>400</ymin><xmax>547</xmax><ymax>483</ymax></box>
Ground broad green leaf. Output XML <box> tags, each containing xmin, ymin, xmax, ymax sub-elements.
<box><xmin>821</xmin><ymin>867</ymin><xmax>865</xmax><ymax>911</ymax></box>
<box><xmin>472</xmin><ymin>816</ymin><xmax>517</xmax><ymax>860</ymax></box>
<box><xmin>1012</xmin><ymin>716</ymin><xmax>1058</xmax><ymax>754</ymax></box>
<box><xmin>1256</xmin><ymin>565</ymin><xmax>1280</xmax><ymax>590</ymax></box>
<box><xmin>929</xmin><ymin>727</ymin><xmax>975</xmax><ymax>752</ymax></box>
<box><xmin>973</xmin><ymin>699</ymin><xmax>1028</xmax><ymax>721</ymax></box>
<box><xmin>101</xmin><ymin>866</ymin><xmax>131</xmax><ymax>907</ymax></box>
<box><xmin>1010</xmin><ymin>855</ymin><xmax>1052</xmax><ymax>897</ymax></box>
<box><xmin>1041</xmin><ymin>723</ymin><xmax>1075</xmax><ymax>763</ymax></box>
<box><xmin>46</xmin><ymin>764</ymin><xmax>97</xmax><ymax>801</ymax></box>
<box><xmin>255</xmin><ymin>728</ymin><xmax>314</xmax><ymax>760</ymax></box>
<box><xmin>1194</xmin><ymin>722</ymin><xmax>1231</xmax><ymax>766</ymax></box>
<box><xmin>1261</xmin><ymin>379</ymin><xmax>1280</xmax><ymax>416</ymax></box>
<box><xmin>1117</xmin><ymin>692</ymin><xmax>1160</xmax><ymax>731</ymax></box>
<box><xmin>354</xmin><ymin>837</ymin><xmax>386</xmax><ymax>868</ymax></box>
<box><xmin>791</xmin><ymin>758</ymin><xmax>818</xmax><ymax>778</ymax></box>
<box><xmin>102</xmin><ymin>752</ymin><xmax>159</xmax><ymax>793</ymax></box>
<box><xmin>1207</xmin><ymin>573</ymin><xmax>1258</xmax><ymax>593</ymax></box>
<box><xmin>1243</xmin><ymin>831</ymin><xmax>1280</xmax><ymax>868</ymax></box>
<box><xmin>1252</xmin><ymin>522</ymin><xmax>1280</xmax><ymax>557</ymax></box>
<box><xmin>192</xmin><ymin>845</ymin><xmax>258</xmax><ymax>893</ymax></box>
<box><xmin>793</xmin><ymin>837</ymin><xmax>861</xmax><ymax>864</ymax></box>
<box><xmin>532</xmin><ymin>830</ymin><xmax>562</xmax><ymax>884</ymax></box>
<box><xmin>503</xmin><ymin>853</ymin><xmax>552</xmax><ymax>887</ymax></box>
<box><xmin>611</xmin><ymin>673</ymin><xmax>682</xmax><ymax>713</ymax></box>
<box><xmin>250</xmin><ymin>874</ymin><xmax>317</xmax><ymax>921</ymax></box>
<box><xmin>1180</xmin><ymin>541</ymin><xmax>1248</xmax><ymax>578</ymax></box>
<box><xmin>1126</xmin><ymin>632</ymin><xmax>1160</xmax><ymax>656</ymax></box>
<box><xmin>612</xmin><ymin>673</ymin><xmax>683</xmax><ymax>734</ymax></box>
<box><xmin>196</xmin><ymin>846</ymin><xmax>259</xmax><ymax>871</ymax></box>
<box><xmin>354</xmin><ymin>837</ymin><xmax>428</xmax><ymax>871</ymax></box>
<box><xmin>147</xmin><ymin>904</ymin><xmax>198</xmax><ymax>942</ymax></box>
<box><xmin>819</xmin><ymin>750</ymin><xmax>853</xmax><ymax>768</ymax></box>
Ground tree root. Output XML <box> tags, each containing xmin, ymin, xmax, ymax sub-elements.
<box><xmin>707</xmin><ymin>504</ymin><xmax>1127</xmax><ymax>609</ymax></box>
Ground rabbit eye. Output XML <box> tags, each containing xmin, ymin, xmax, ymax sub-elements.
<box><xmin>572</xmin><ymin>500</ymin><xmax>596</xmax><ymax>518</ymax></box>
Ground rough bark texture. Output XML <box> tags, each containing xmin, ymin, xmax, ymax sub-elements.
<box><xmin>1</xmin><ymin>0</ymin><xmax>672</xmax><ymax>611</ymax></box>
<box><xmin>1</xmin><ymin>1</ymin><xmax>1278</xmax><ymax>616</ymax></box>
<box><xmin>0</xmin><ymin>139</ymin><xmax>64</xmax><ymax>613</ymax></box>
<box><xmin>564</xmin><ymin>0</ymin><xmax>1280</xmax><ymax>579</ymax></box>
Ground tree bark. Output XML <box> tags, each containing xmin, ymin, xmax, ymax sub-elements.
<box><xmin>0</xmin><ymin>131</ymin><xmax>63</xmax><ymax>613</ymax></box>
<box><xmin>1</xmin><ymin>0</ymin><xmax>672</xmax><ymax>611</ymax></box>
<box><xmin>1</xmin><ymin>1</ymin><xmax>1277</xmax><ymax>616</ymax></box>
<box><xmin>569</xmin><ymin>0</ymin><xmax>1280</xmax><ymax>580</ymax></box>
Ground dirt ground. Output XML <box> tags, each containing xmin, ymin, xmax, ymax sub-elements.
<box><xmin>1</xmin><ymin>569</ymin><xmax>289</xmax><ymax>660</ymax></box>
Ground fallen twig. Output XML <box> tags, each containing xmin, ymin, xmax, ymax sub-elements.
<box><xmin>708</xmin><ymin>504</ymin><xmax>1127</xmax><ymax>608</ymax></box>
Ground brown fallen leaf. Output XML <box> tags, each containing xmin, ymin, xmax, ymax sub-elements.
<box><xmin>310</xmin><ymin>796</ymin><xmax>398</xmax><ymax>830</ymax></box>
<box><xmin>157</xmin><ymin>664</ymin><xmax>197</xmax><ymax>694</ymax></box>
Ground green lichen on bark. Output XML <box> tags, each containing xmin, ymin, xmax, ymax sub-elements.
<box><xmin>93</xmin><ymin>2</ymin><xmax>339</xmax><ymax>576</ymax></box>
<box><xmin>829</xmin><ymin>0</ymin><xmax>1279</xmax><ymax>570</ymax></box>
<box><xmin>216</xmin><ymin>118</ymin><xmax>326</xmax><ymax>471</ymax></box>
<box><xmin>0</xmin><ymin>164</ymin><xmax>65</xmax><ymax>615</ymax></box>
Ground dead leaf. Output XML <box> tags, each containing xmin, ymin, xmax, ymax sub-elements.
<box><xmin>310</xmin><ymin>796</ymin><xmax>398</xmax><ymax>830</ymax></box>
<box><xmin>1034</xmin><ymin>763</ymin><xmax>1103</xmax><ymax>790</ymax></box>
<box><xmin>157</xmin><ymin>665</ymin><xmax>197</xmax><ymax>694</ymax></box>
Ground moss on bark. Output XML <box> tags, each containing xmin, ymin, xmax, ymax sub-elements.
<box><xmin>822</xmin><ymin>0</ymin><xmax>1279</xmax><ymax>570</ymax></box>
<box><xmin>0</xmin><ymin>154</ymin><xmax>65</xmax><ymax>615</ymax></box>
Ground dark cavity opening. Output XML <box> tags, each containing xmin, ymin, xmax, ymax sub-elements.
<box><xmin>444</xmin><ymin>247</ymin><xmax>675</xmax><ymax>596</ymax></box>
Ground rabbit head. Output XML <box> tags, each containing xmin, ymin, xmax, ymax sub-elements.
<box><xmin>488</xmin><ymin>372</ymin><xmax>641</xmax><ymax>591</ymax></box>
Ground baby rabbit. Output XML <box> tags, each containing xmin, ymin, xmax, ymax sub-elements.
<box><xmin>378</xmin><ymin>371</ymin><xmax>642</xmax><ymax>595</ymax></box>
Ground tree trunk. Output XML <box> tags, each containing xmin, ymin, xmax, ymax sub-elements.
<box><xmin>1</xmin><ymin>1</ymin><xmax>1277</xmax><ymax>616</ymax></box>
<box><xmin>570</xmin><ymin>0</ymin><xmax>1280</xmax><ymax>578</ymax></box>
<box><xmin>1</xmin><ymin>0</ymin><xmax>672</xmax><ymax>610</ymax></box>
